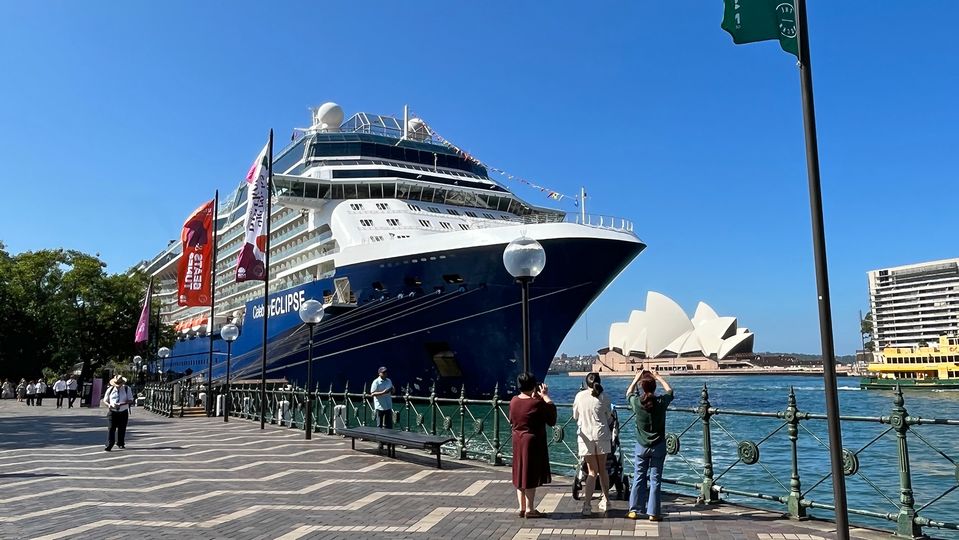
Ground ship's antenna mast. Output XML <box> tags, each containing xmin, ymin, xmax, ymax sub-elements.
<box><xmin>402</xmin><ymin>104</ymin><xmax>409</xmax><ymax>141</ymax></box>
<box><xmin>580</xmin><ymin>187</ymin><xmax>587</xmax><ymax>223</ymax></box>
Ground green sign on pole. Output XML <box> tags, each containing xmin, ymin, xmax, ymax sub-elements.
<box><xmin>721</xmin><ymin>0</ymin><xmax>798</xmax><ymax>57</ymax></box>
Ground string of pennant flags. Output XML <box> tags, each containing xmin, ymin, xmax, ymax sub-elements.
<box><xmin>415</xmin><ymin>114</ymin><xmax>582</xmax><ymax>207</ymax></box>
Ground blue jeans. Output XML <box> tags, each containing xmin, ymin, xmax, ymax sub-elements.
<box><xmin>629</xmin><ymin>440</ymin><xmax>667</xmax><ymax>516</ymax></box>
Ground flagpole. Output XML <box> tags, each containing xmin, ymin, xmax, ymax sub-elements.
<box><xmin>207</xmin><ymin>190</ymin><xmax>219</xmax><ymax>417</ymax></box>
<box><xmin>260</xmin><ymin>129</ymin><xmax>274</xmax><ymax>430</ymax></box>
<box><xmin>795</xmin><ymin>1</ymin><xmax>849</xmax><ymax>537</ymax></box>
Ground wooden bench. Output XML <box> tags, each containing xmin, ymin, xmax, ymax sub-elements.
<box><xmin>338</xmin><ymin>426</ymin><xmax>455</xmax><ymax>468</ymax></box>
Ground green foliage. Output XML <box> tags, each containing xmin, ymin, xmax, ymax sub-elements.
<box><xmin>860</xmin><ymin>311</ymin><xmax>874</xmax><ymax>339</ymax></box>
<box><xmin>0</xmin><ymin>245</ymin><xmax>152</xmax><ymax>382</ymax></box>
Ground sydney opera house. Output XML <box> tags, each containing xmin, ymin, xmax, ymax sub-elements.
<box><xmin>595</xmin><ymin>291</ymin><xmax>755</xmax><ymax>373</ymax></box>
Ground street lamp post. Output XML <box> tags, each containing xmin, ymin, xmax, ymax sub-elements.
<box><xmin>503</xmin><ymin>237</ymin><xmax>546</xmax><ymax>375</ymax></box>
<box><xmin>157</xmin><ymin>347</ymin><xmax>171</xmax><ymax>383</ymax></box>
<box><xmin>132</xmin><ymin>356</ymin><xmax>143</xmax><ymax>390</ymax></box>
<box><xmin>220</xmin><ymin>323</ymin><xmax>240</xmax><ymax>423</ymax></box>
<box><xmin>298</xmin><ymin>299</ymin><xmax>325</xmax><ymax>440</ymax></box>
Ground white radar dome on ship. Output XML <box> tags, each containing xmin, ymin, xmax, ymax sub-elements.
<box><xmin>313</xmin><ymin>102</ymin><xmax>343</xmax><ymax>131</ymax></box>
<box><xmin>408</xmin><ymin>117</ymin><xmax>429</xmax><ymax>141</ymax></box>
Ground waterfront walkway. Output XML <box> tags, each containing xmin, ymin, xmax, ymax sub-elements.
<box><xmin>0</xmin><ymin>400</ymin><xmax>898</xmax><ymax>540</ymax></box>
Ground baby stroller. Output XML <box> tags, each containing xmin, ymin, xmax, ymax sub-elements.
<box><xmin>573</xmin><ymin>406</ymin><xmax>630</xmax><ymax>501</ymax></box>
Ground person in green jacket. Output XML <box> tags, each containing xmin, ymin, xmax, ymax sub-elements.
<box><xmin>625</xmin><ymin>369</ymin><xmax>673</xmax><ymax>521</ymax></box>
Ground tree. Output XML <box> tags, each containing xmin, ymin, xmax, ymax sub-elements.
<box><xmin>859</xmin><ymin>311</ymin><xmax>876</xmax><ymax>353</ymax></box>
<box><xmin>0</xmin><ymin>246</ymin><xmax>153</xmax><ymax>382</ymax></box>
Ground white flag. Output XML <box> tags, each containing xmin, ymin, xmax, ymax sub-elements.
<box><xmin>235</xmin><ymin>141</ymin><xmax>270</xmax><ymax>282</ymax></box>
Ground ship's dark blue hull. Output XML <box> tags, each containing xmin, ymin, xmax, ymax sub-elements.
<box><xmin>163</xmin><ymin>236</ymin><xmax>643</xmax><ymax>397</ymax></box>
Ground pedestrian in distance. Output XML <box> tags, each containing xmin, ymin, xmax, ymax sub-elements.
<box><xmin>1</xmin><ymin>379</ymin><xmax>13</xmax><ymax>399</ymax></box>
<box><xmin>25</xmin><ymin>380</ymin><xmax>36</xmax><ymax>406</ymax></box>
<box><xmin>370</xmin><ymin>366</ymin><xmax>394</xmax><ymax>430</ymax></box>
<box><xmin>102</xmin><ymin>376</ymin><xmax>134</xmax><ymax>451</ymax></box>
<box><xmin>66</xmin><ymin>375</ymin><xmax>78</xmax><ymax>407</ymax></box>
<box><xmin>572</xmin><ymin>372</ymin><xmax>613</xmax><ymax>516</ymax></box>
<box><xmin>35</xmin><ymin>378</ymin><xmax>47</xmax><ymax>406</ymax></box>
<box><xmin>53</xmin><ymin>376</ymin><xmax>67</xmax><ymax>408</ymax></box>
<box><xmin>509</xmin><ymin>372</ymin><xmax>557</xmax><ymax>519</ymax></box>
<box><xmin>626</xmin><ymin>369</ymin><xmax>674</xmax><ymax>521</ymax></box>
<box><xmin>16</xmin><ymin>379</ymin><xmax>26</xmax><ymax>402</ymax></box>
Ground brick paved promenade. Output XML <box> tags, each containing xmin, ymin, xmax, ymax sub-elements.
<box><xmin>0</xmin><ymin>400</ymin><xmax>898</xmax><ymax>539</ymax></box>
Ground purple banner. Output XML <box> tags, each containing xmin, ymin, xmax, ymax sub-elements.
<box><xmin>134</xmin><ymin>279</ymin><xmax>152</xmax><ymax>344</ymax></box>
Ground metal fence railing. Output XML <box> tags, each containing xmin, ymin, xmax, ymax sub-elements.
<box><xmin>143</xmin><ymin>381</ymin><xmax>959</xmax><ymax>539</ymax></box>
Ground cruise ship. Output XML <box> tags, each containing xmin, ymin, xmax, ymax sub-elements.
<box><xmin>140</xmin><ymin>103</ymin><xmax>645</xmax><ymax>397</ymax></box>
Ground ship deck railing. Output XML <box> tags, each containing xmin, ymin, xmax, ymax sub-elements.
<box><xmin>460</xmin><ymin>211</ymin><xmax>635</xmax><ymax>233</ymax></box>
<box><xmin>143</xmin><ymin>380</ymin><xmax>959</xmax><ymax>539</ymax></box>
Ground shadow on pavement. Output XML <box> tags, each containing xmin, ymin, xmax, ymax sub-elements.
<box><xmin>0</xmin><ymin>414</ymin><xmax>173</xmax><ymax>450</ymax></box>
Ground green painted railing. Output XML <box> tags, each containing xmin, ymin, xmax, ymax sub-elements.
<box><xmin>145</xmin><ymin>381</ymin><xmax>959</xmax><ymax>539</ymax></box>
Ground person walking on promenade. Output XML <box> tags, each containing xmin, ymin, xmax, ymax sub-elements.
<box><xmin>25</xmin><ymin>380</ymin><xmax>36</xmax><ymax>406</ymax></box>
<box><xmin>572</xmin><ymin>372</ymin><xmax>613</xmax><ymax>516</ymax></box>
<box><xmin>509</xmin><ymin>372</ymin><xmax>557</xmax><ymax>519</ymax></box>
<box><xmin>53</xmin><ymin>376</ymin><xmax>67</xmax><ymax>408</ymax></box>
<box><xmin>35</xmin><ymin>378</ymin><xmax>47</xmax><ymax>406</ymax></box>
<box><xmin>1</xmin><ymin>379</ymin><xmax>13</xmax><ymax>399</ymax></box>
<box><xmin>66</xmin><ymin>376</ymin><xmax>78</xmax><ymax>407</ymax></box>
<box><xmin>626</xmin><ymin>370</ymin><xmax>674</xmax><ymax>521</ymax></box>
<box><xmin>16</xmin><ymin>379</ymin><xmax>26</xmax><ymax>402</ymax></box>
<box><xmin>102</xmin><ymin>376</ymin><xmax>134</xmax><ymax>451</ymax></box>
<box><xmin>370</xmin><ymin>367</ymin><xmax>394</xmax><ymax>429</ymax></box>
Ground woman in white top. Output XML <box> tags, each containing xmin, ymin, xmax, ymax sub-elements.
<box><xmin>572</xmin><ymin>372</ymin><xmax>613</xmax><ymax>515</ymax></box>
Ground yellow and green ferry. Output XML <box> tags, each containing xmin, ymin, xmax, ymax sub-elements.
<box><xmin>861</xmin><ymin>335</ymin><xmax>959</xmax><ymax>390</ymax></box>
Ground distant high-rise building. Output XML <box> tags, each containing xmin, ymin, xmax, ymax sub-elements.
<box><xmin>867</xmin><ymin>258</ymin><xmax>959</xmax><ymax>349</ymax></box>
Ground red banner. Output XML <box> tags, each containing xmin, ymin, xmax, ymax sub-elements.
<box><xmin>177</xmin><ymin>199</ymin><xmax>215</xmax><ymax>307</ymax></box>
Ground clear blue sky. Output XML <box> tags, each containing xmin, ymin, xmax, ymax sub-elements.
<box><xmin>2</xmin><ymin>2</ymin><xmax>956</xmax><ymax>356</ymax></box>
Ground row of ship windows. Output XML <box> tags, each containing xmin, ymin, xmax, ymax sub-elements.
<box><xmin>369</xmin><ymin>235</ymin><xmax>411</xmax><ymax>242</ymax></box>
<box><xmin>884</xmin><ymin>356</ymin><xmax>959</xmax><ymax>364</ymax></box>
<box><xmin>881</xmin><ymin>372</ymin><xmax>954</xmax><ymax>379</ymax></box>
<box><xmin>349</xmin><ymin>201</ymin><xmax>506</xmax><ymax>221</ymax></box>
<box><xmin>359</xmin><ymin>218</ymin><xmax>471</xmax><ymax>231</ymax></box>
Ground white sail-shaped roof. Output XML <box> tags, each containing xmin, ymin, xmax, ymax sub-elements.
<box><xmin>605</xmin><ymin>292</ymin><xmax>754</xmax><ymax>360</ymax></box>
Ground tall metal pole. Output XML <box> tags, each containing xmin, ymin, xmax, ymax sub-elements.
<box><xmin>223</xmin><ymin>341</ymin><xmax>232</xmax><ymax>423</ymax></box>
<box><xmin>207</xmin><ymin>190</ymin><xmax>219</xmax><ymax>417</ymax></box>
<box><xmin>795</xmin><ymin>1</ymin><xmax>849</xmax><ymax>536</ymax></box>
<box><xmin>260</xmin><ymin>129</ymin><xmax>274</xmax><ymax>430</ymax></box>
<box><xmin>520</xmin><ymin>277</ymin><xmax>531</xmax><ymax>374</ymax></box>
<box><xmin>305</xmin><ymin>323</ymin><xmax>314</xmax><ymax>440</ymax></box>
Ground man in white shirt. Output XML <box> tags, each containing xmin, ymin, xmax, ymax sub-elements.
<box><xmin>66</xmin><ymin>376</ymin><xmax>78</xmax><ymax>408</ymax></box>
<box><xmin>102</xmin><ymin>376</ymin><xmax>134</xmax><ymax>451</ymax></box>
<box><xmin>35</xmin><ymin>379</ymin><xmax>47</xmax><ymax>406</ymax></box>
<box><xmin>370</xmin><ymin>367</ymin><xmax>394</xmax><ymax>429</ymax></box>
<box><xmin>53</xmin><ymin>376</ymin><xmax>67</xmax><ymax>408</ymax></box>
<box><xmin>25</xmin><ymin>381</ymin><xmax>36</xmax><ymax>406</ymax></box>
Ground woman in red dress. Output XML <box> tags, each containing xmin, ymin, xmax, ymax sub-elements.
<box><xmin>509</xmin><ymin>372</ymin><xmax>557</xmax><ymax>518</ymax></box>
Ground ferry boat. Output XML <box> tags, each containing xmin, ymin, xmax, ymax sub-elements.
<box><xmin>860</xmin><ymin>334</ymin><xmax>959</xmax><ymax>390</ymax></box>
<box><xmin>140</xmin><ymin>103</ymin><xmax>645</xmax><ymax>397</ymax></box>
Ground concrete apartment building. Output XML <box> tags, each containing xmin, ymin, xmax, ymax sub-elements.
<box><xmin>868</xmin><ymin>258</ymin><xmax>959</xmax><ymax>349</ymax></box>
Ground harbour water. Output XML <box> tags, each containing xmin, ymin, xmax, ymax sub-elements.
<box><xmin>545</xmin><ymin>373</ymin><xmax>959</xmax><ymax>537</ymax></box>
